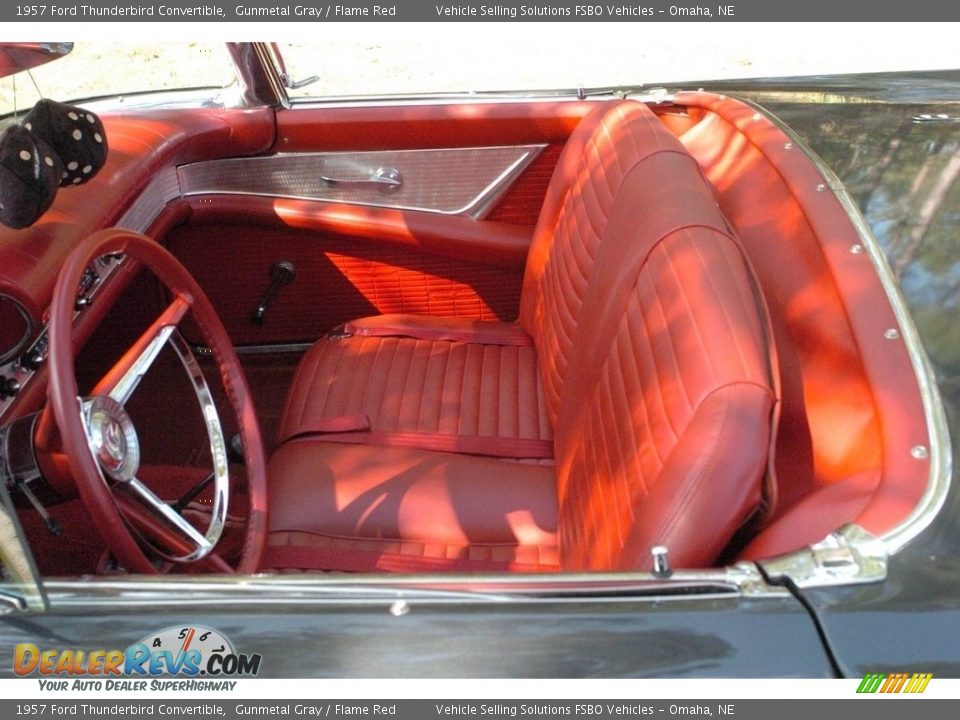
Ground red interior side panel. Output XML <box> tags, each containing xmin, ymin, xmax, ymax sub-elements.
<box><xmin>659</xmin><ymin>93</ymin><xmax>931</xmax><ymax>554</ymax></box>
<box><xmin>487</xmin><ymin>144</ymin><xmax>565</xmax><ymax>225</ymax></box>
<box><xmin>169</xmin><ymin>225</ymin><xmax>525</xmax><ymax>344</ymax></box>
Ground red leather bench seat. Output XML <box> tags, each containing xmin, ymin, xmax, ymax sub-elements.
<box><xmin>264</xmin><ymin>101</ymin><xmax>775</xmax><ymax>573</ymax></box>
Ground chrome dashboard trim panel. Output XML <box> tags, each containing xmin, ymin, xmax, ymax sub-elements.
<box><xmin>176</xmin><ymin>145</ymin><xmax>546</xmax><ymax>219</ymax></box>
<box><xmin>115</xmin><ymin>167</ymin><xmax>181</xmax><ymax>233</ymax></box>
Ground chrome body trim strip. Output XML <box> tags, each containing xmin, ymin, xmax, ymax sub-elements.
<box><xmin>730</xmin><ymin>99</ymin><xmax>952</xmax><ymax>588</ymax></box>
<box><xmin>40</xmin><ymin>561</ymin><xmax>786</xmax><ymax>609</ymax></box>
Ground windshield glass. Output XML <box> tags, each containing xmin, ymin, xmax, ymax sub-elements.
<box><xmin>0</xmin><ymin>42</ymin><xmax>236</xmax><ymax>118</ymax></box>
<box><xmin>274</xmin><ymin>27</ymin><xmax>960</xmax><ymax>100</ymax></box>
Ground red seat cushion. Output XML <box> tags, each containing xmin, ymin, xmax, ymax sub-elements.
<box><xmin>276</xmin><ymin>315</ymin><xmax>552</xmax><ymax>455</ymax></box>
<box><xmin>265</xmin><ymin>441</ymin><xmax>558</xmax><ymax>572</ymax></box>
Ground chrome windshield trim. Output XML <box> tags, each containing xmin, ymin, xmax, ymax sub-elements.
<box><xmin>284</xmin><ymin>95</ymin><xmax>601</xmax><ymax>109</ymax></box>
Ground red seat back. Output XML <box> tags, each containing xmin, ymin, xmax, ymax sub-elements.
<box><xmin>522</xmin><ymin>102</ymin><xmax>776</xmax><ymax>570</ymax></box>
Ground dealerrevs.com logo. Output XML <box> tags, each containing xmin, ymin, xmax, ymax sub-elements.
<box><xmin>13</xmin><ymin>625</ymin><xmax>261</xmax><ymax>691</ymax></box>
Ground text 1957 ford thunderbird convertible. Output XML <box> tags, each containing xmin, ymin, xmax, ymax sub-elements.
<box><xmin>0</xmin><ymin>41</ymin><xmax>958</xmax><ymax>679</ymax></box>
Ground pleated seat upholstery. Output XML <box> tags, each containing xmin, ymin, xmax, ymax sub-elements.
<box><xmin>276</xmin><ymin>317</ymin><xmax>552</xmax><ymax>455</ymax></box>
<box><xmin>264</xmin><ymin>100</ymin><xmax>776</xmax><ymax>573</ymax></box>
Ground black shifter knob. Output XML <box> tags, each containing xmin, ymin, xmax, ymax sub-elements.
<box><xmin>250</xmin><ymin>261</ymin><xmax>296</xmax><ymax>325</ymax></box>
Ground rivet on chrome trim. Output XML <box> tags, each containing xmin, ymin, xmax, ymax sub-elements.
<box><xmin>911</xmin><ymin>446</ymin><xmax>930</xmax><ymax>460</ymax></box>
<box><xmin>884</xmin><ymin>328</ymin><xmax>901</xmax><ymax>340</ymax></box>
<box><xmin>850</xmin><ymin>244</ymin><xmax>864</xmax><ymax>254</ymax></box>
<box><xmin>389</xmin><ymin>600</ymin><xmax>410</xmax><ymax>617</ymax></box>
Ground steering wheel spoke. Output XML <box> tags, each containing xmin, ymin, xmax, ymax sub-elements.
<box><xmin>91</xmin><ymin>295</ymin><xmax>192</xmax><ymax>405</ymax></box>
<box><xmin>124</xmin><ymin>477</ymin><xmax>214</xmax><ymax>559</ymax></box>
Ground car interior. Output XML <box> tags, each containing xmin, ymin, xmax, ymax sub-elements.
<box><xmin>0</xmin><ymin>44</ymin><xmax>933</xmax><ymax>579</ymax></box>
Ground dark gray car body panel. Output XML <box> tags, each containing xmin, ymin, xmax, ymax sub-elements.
<box><xmin>0</xmin><ymin>592</ymin><xmax>832</xmax><ymax>677</ymax></box>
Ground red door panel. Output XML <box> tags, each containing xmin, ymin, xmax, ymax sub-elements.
<box><xmin>162</xmin><ymin>101</ymin><xmax>587</xmax><ymax>347</ymax></box>
<box><xmin>166</xmin><ymin>210</ymin><xmax>527</xmax><ymax>346</ymax></box>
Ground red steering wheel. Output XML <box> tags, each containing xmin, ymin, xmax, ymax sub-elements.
<box><xmin>44</xmin><ymin>228</ymin><xmax>267</xmax><ymax>574</ymax></box>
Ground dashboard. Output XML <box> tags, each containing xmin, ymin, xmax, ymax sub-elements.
<box><xmin>0</xmin><ymin>106</ymin><xmax>275</xmax><ymax>424</ymax></box>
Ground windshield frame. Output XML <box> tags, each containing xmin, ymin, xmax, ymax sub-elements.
<box><xmin>0</xmin><ymin>469</ymin><xmax>47</xmax><ymax>612</ymax></box>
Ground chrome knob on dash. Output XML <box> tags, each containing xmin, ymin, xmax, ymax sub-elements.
<box><xmin>651</xmin><ymin>545</ymin><xmax>672</xmax><ymax>578</ymax></box>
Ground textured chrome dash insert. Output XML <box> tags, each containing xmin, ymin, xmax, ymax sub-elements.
<box><xmin>115</xmin><ymin>167</ymin><xmax>181</xmax><ymax>233</ymax></box>
<box><xmin>176</xmin><ymin>145</ymin><xmax>546</xmax><ymax>219</ymax></box>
